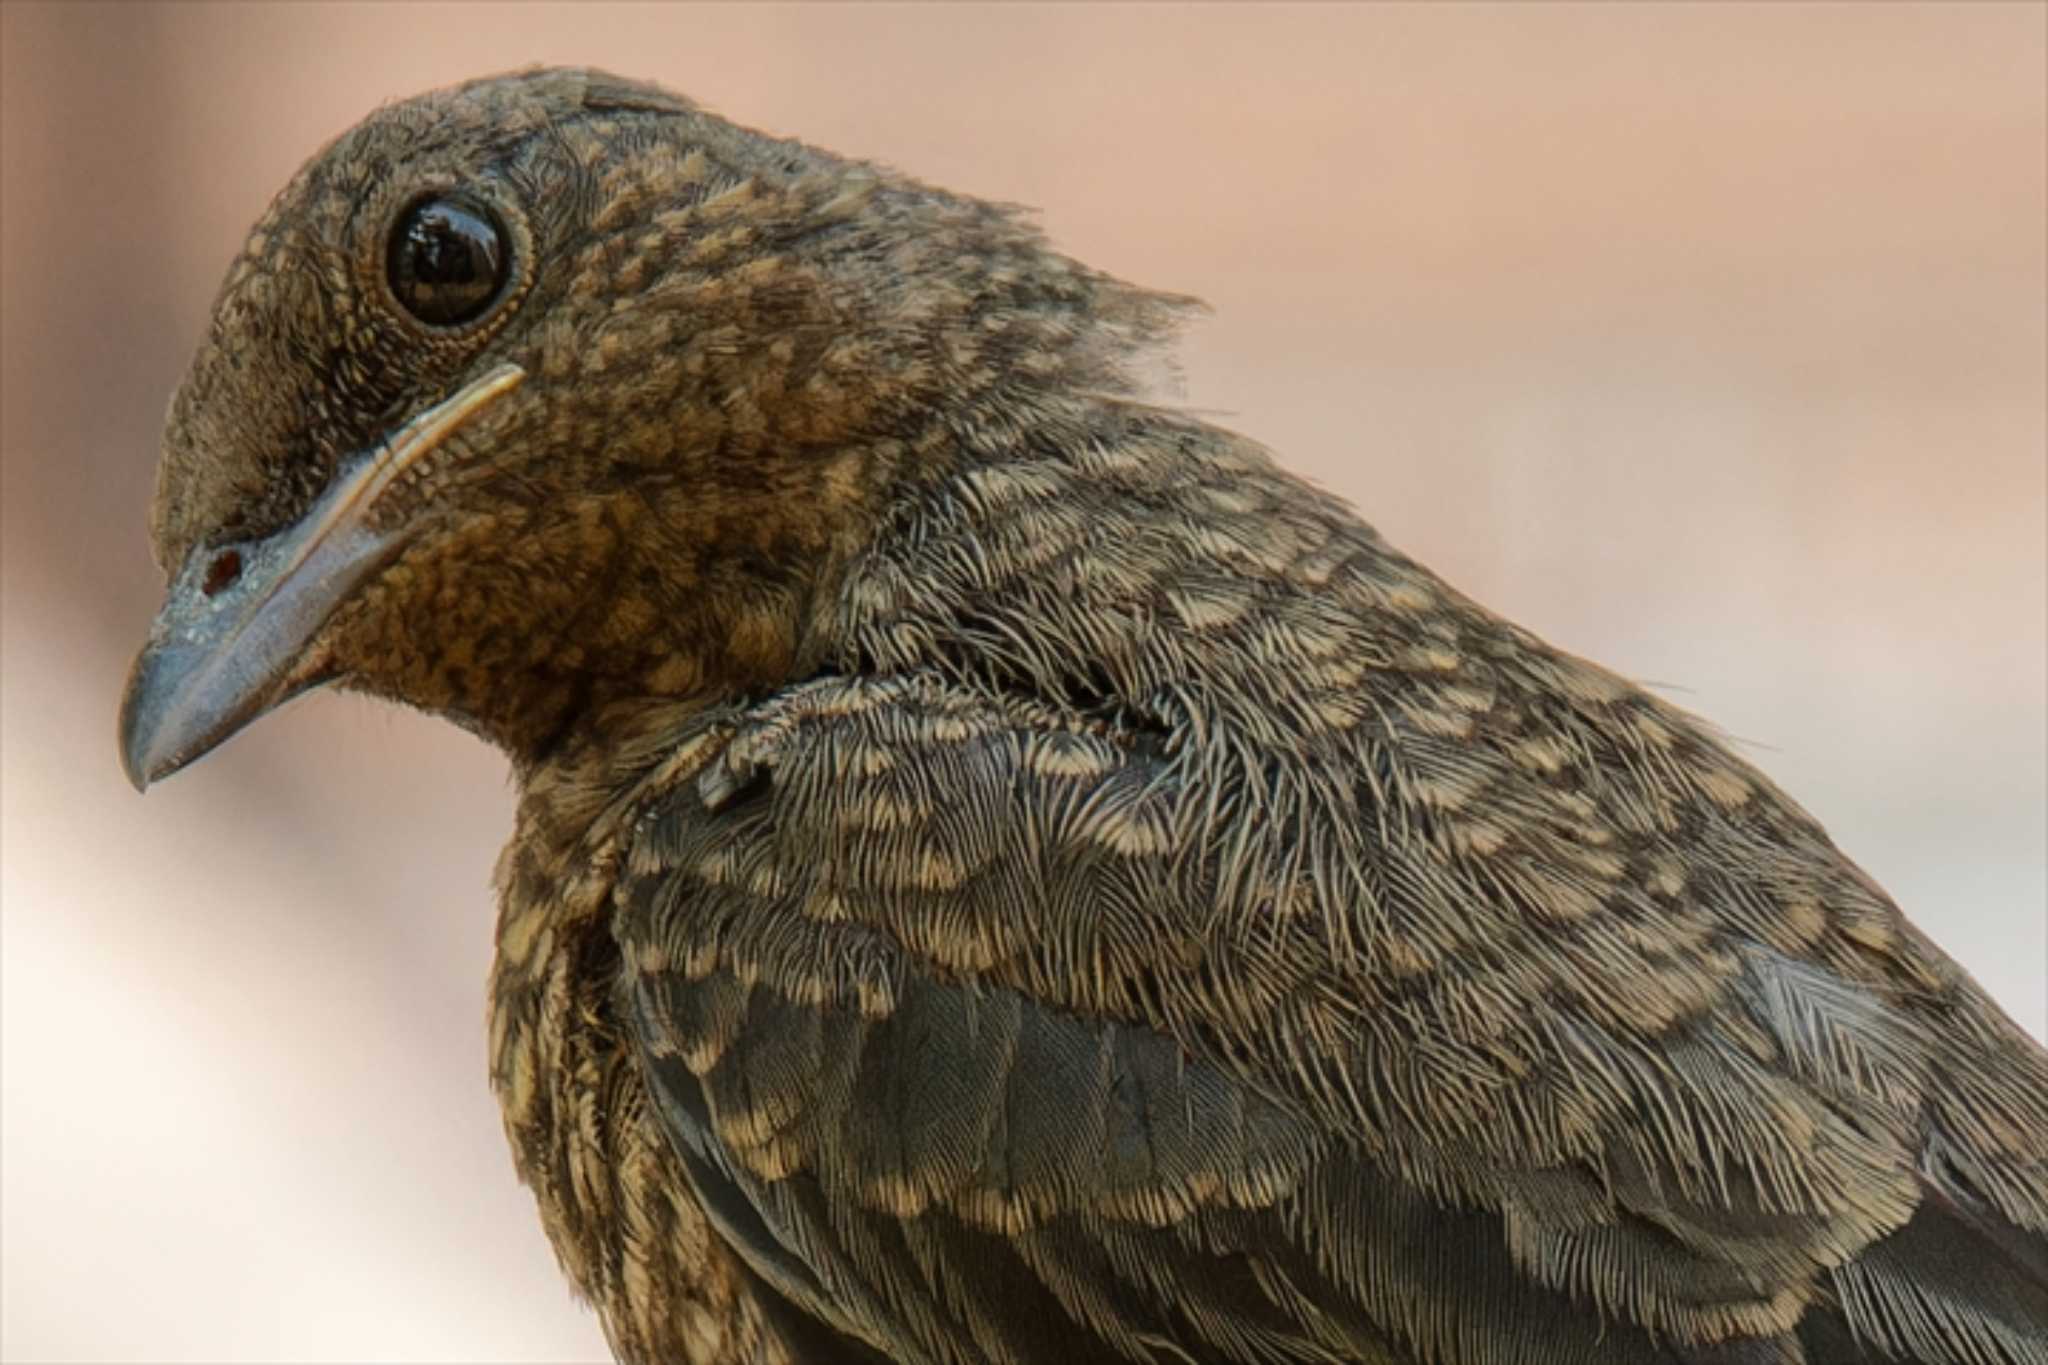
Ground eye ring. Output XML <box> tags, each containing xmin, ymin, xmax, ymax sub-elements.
<box><xmin>386</xmin><ymin>194</ymin><xmax>510</xmax><ymax>328</ymax></box>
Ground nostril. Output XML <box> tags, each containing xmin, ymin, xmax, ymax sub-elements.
<box><xmin>201</xmin><ymin>549</ymin><xmax>243</xmax><ymax>598</ymax></box>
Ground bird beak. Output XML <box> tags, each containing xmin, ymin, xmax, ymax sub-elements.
<box><xmin>119</xmin><ymin>364</ymin><xmax>526</xmax><ymax>791</ymax></box>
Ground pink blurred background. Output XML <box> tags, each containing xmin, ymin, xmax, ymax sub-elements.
<box><xmin>2</xmin><ymin>4</ymin><xmax>2042</xmax><ymax>1360</ymax></box>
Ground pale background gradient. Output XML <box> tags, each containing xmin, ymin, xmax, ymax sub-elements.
<box><xmin>2</xmin><ymin>4</ymin><xmax>2043</xmax><ymax>1361</ymax></box>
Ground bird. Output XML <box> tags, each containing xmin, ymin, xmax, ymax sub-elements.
<box><xmin>119</xmin><ymin>67</ymin><xmax>2046</xmax><ymax>1365</ymax></box>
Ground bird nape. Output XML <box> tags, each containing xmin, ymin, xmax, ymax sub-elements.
<box><xmin>119</xmin><ymin>68</ymin><xmax>2047</xmax><ymax>1365</ymax></box>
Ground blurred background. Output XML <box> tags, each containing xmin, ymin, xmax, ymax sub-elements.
<box><xmin>2</xmin><ymin>3</ymin><xmax>2042</xmax><ymax>1360</ymax></box>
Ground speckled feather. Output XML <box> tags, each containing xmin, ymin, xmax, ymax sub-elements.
<box><xmin>145</xmin><ymin>69</ymin><xmax>2047</xmax><ymax>1365</ymax></box>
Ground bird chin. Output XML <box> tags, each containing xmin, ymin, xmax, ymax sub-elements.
<box><xmin>119</xmin><ymin>364</ymin><xmax>526</xmax><ymax>790</ymax></box>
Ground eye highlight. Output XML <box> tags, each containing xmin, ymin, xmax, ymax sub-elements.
<box><xmin>386</xmin><ymin>195</ymin><xmax>509</xmax><ymax>327</ymax></box>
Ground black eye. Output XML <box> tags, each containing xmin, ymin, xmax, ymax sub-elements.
<box><xmin>387</xmin><ymin>196</ymin><xmax>509</xmax><ymax>327</ymax></box>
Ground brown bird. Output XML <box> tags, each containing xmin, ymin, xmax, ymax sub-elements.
<box><xmin>120</xmin><ymin>68</ymin><xmax>2047</xmax><ymax>1365</ymax></box>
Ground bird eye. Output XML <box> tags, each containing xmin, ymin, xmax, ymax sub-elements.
<box><xmin>387</xmin><ymin>196</ymin><xmax>509</xmax><ymax>327</ymax></box>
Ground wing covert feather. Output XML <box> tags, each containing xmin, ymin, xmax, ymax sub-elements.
<box><xmin>617</xmin><ymin>674</ymin><xmax>2048</xmax><ymax>1363</ymax></box>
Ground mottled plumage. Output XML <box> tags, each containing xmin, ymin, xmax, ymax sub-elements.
<box><xmin>122</xmin><ymin>69</ymin><xmax>2048</xmax><ymax>1365</ymax></box>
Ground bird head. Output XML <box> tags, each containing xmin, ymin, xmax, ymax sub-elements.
<box><xmin>119</xmin><ymin>67</ymin><xmax>1188</xmax><ymax>789</ymax></box>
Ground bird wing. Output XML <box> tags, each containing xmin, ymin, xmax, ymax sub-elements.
<box><xmin>615</xmin><ymin>672</ymin><xmax>2048</xmax><ymax>1365</ymax></box>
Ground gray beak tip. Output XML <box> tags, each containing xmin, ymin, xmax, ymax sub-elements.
<box><xmin>118</xmin><ymin>652</ymin><xmax>164</xmax><ymax>793</ymax></box>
